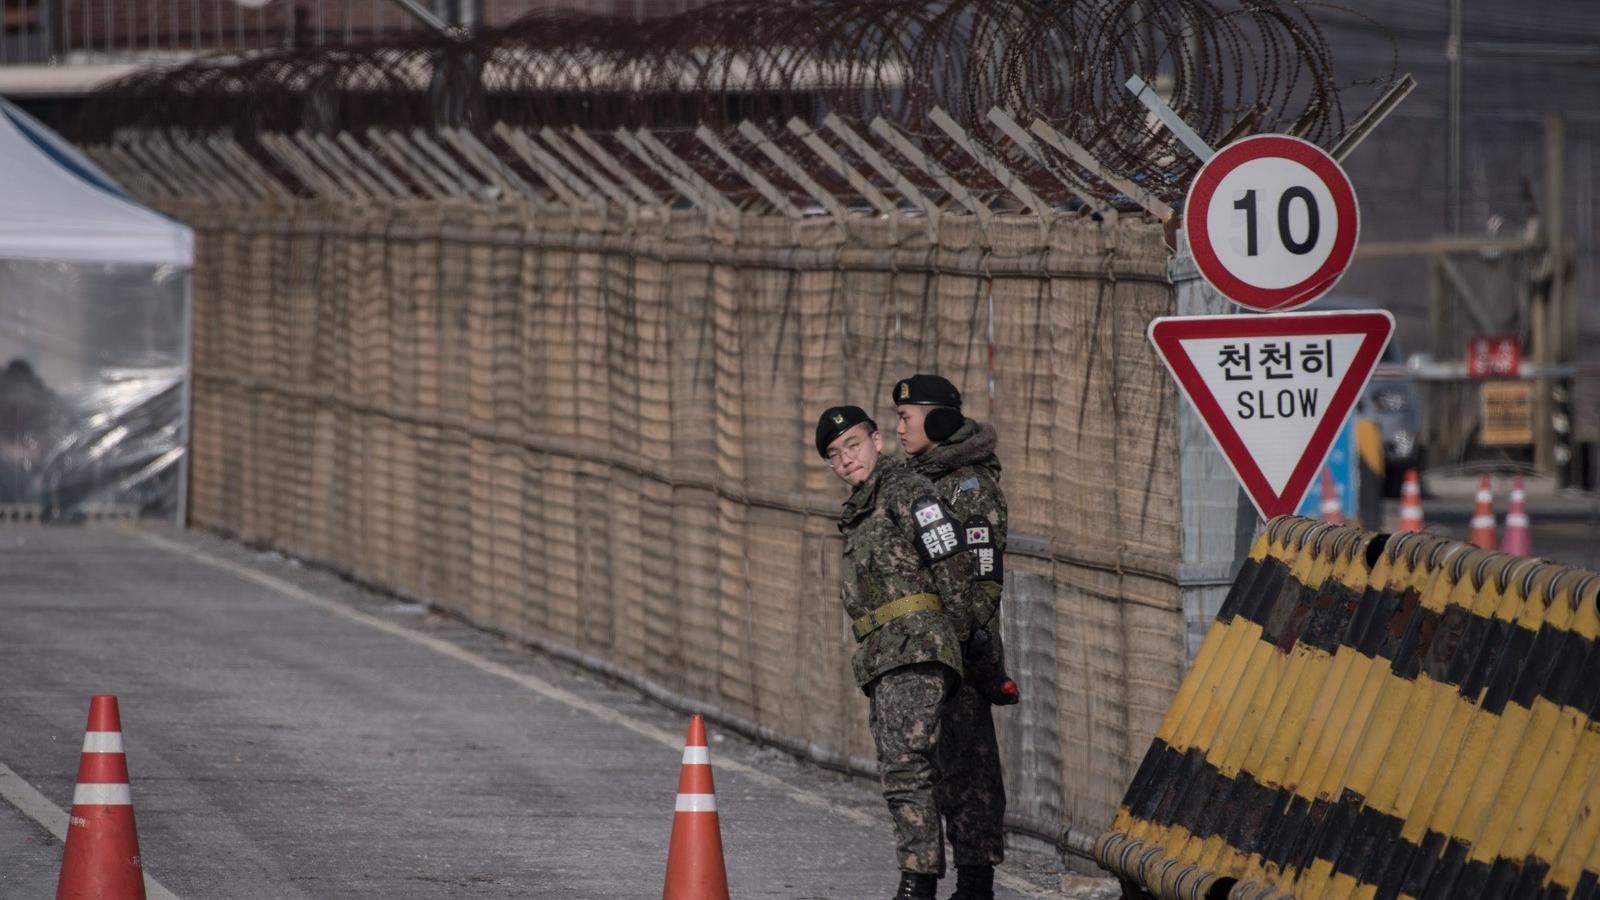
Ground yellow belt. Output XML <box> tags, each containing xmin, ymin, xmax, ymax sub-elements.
<box><xmin>852</xmin><ymin>593</ymin><xmax>941</xmax><ymax>641</ymax></box>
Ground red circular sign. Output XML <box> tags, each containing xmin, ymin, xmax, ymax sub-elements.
<box><xmin>1185</xmin><ymin>134</ymin><xmax>1359</xmax><ymax>312</ymax></box>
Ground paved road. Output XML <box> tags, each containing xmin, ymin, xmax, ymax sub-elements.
<box><xmin>0</xmin><ymin>525</ymin><xmax>1109</xmax><ymax>900</ymax></box>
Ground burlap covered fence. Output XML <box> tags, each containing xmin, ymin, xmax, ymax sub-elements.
<box><xmin>163</xmin><ymin>194</ymin><xmax>1181</xmax><ymax>850</ymax></box>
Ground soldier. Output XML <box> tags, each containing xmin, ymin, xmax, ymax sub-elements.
<box><xmin>892</xmin><ymin>374</ymin><xmax>1014</xmax><ymax>900</ymax></box>
<box><xmin>816</xmin><ymin>404</ymin><xmax>973</xmax><ymax>900</ymax></box>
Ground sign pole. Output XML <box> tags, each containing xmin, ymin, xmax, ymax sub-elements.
<box><xmin>1171</xmin><ymin>234</ymin><xmax>1257</xmax><ymax>664</ymax></box>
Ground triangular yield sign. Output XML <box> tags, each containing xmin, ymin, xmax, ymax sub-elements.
<box><xmin>1149</xmin><ymin>310</ymin><xmax>1395</xmax><ymax>520</ymax></box>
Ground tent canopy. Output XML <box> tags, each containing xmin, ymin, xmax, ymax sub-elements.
<box><xmin>0</xmin><ymin>100</ymin><xmax>192</xmax><ymax>266</ymax></box>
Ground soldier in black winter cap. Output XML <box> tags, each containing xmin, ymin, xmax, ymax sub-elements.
<box><xmin>892</xmin><ymin>373</ymin><xmax>1016</xmax><ymax>900</ymax></box>
<box><xmin>814</xmin><ymin>402</ymin><xmax>976</xmax><ymax>900</ymax></box>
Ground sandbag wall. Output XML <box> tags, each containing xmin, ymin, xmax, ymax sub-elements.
<box><xmin>167</xmin><ymin>196</ymin><xmax>1184</xmax><ymax>847</ymax></box>
<box><xmin>1098</xmin><ymin>515</ymin><xmax>1600</xmax><ymax>900</ymax></box>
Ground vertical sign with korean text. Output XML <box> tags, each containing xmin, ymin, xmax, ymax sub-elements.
<box><xmin>1149</xmin><ymin>311</ymin><xmax>1395</xmax><ymax>520</ymax></box>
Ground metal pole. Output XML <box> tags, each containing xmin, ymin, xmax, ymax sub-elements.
<box><xmin>1172</xmin><ymin>232</ymin><xmax>1256</xmax><ymax>664</ymax></box>
<box><xmin>175</xmin><ymin>268</ymin><xmax>194</xmax><ymax>528</ymax></box>
<box><xmin>1537</xmin><ymin>113</ymin><xmax>1565</xmax><ymax>476</ymax></box>
<box><xmin>457</xmin><ymin>0</ymin><xmax>479</xmax><ymax>33</ymax></box>
<box><xmin>1447</xmin><ymin>0</ymin><xmax>1463</xmax><ymax>236</ymax></box>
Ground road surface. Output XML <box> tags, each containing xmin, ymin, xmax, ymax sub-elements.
<box><xmin>0</xmin><ymin>525</ymin><xmax>1115</xmax><ymax>899</ymax></box>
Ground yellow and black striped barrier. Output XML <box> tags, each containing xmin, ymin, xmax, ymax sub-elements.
<box><xmin>1096</xmin><ymin>515</ymin><xmax>1600</xmax><ymax>900</ymax></box>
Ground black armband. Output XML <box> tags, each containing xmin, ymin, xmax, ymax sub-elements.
<box><xmin>964</xmin><ymin>515</ymin><xmax>1002</xmax><ymax>583</ymax></box>
<box><xmin>910</xmin><ymin>495</ymin><xmax>962</xmax><ymax>563</ymax></box>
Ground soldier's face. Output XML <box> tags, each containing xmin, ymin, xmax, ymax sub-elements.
<box><xmin>895</xmin><ymin>404</ymin><xmax>933</xmax><ymax>456</ymax></box>
<box><xmin>825</xmin><ymin>424</ymin><xmax>883</xmax><ymax>487</ymax></box>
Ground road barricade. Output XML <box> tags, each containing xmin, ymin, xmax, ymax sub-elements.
<box><xmin>1095</xmin><ymin>515</ymin><xmax>1600</xmax><ymax>900</ymax></box>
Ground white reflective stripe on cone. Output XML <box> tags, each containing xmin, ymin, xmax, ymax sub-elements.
<box><xmin>81</xmin><ymin>732</ymin><xmax>124</xmax><ymax>754</ymax></box>
<box><xmin>72</xmin><ymin>783</ymin><xmax>132</xmax><ymax>806</ymax></box>
<box><xmin>682</xmin><ymin>746</ymin><xmax>709</xmax><ymax>765</ymax></box>
<box><xmin>1472</xmin><ymin>517</ymin><xmax>1496</xmax><ymax>528</ymax></box>
<box><xmin>1507</xmin><ymin>514</ymin><xmax>1530</xmax><ymax>527</ymax></box>
<box><xmin>675</xmin><ymin>793</ymin><xmax>717</xmax><ymax>813</ymax></box>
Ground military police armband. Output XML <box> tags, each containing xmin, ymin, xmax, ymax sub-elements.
<box><xmin>964</xmin><ymin>515</ymin><xmax>1003</xmax><ymax>583</ymax></box>
<box><xmin>910</xmin><ymin>496</ymin><xmax>962</xmax><ymax>564</ymax></box>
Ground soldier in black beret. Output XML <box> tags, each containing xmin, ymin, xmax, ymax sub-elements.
<box><xmin>815</xmin><ymin>404</ymin><xmax>973</xmax><ymax>900</ymax></box>
<box><xmin>891</xmin><ymin>374</ymin><xmax>1015</xmax><ymax>900</ymax></box>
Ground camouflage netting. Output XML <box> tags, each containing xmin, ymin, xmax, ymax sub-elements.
<box><xmin>171</xmin><ymin>196</ymin><xmax>1181</xmax><ymax>846</ymax></box>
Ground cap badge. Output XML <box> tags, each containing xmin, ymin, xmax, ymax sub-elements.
<box><xmin>832</xmin><ymin>413</ymin><xmax>845</xmax><ymax>425</ymax></box>
<box><xmin>898</xmin><ymin>382</ymin><xmax>910</xmax><ymax>400</ymax></box>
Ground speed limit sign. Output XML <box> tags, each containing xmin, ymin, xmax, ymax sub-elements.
<box><xmin>1185</xmin><ymin>134</ymin><xmax>1359</xmax><ymax>312</ymax></box>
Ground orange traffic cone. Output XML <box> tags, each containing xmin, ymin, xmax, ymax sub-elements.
<box><xmin>1319</xmin><ymin>469</ymin><xmax>1344</xmax><ymax>525</ymax></box>
<box><xmin>1469</xmin><ymin>475</ymin><xmax>1498</xmax><ymax>550</ymax></box>
<box><xmin>57</xmin><ymin>695</ymin><xmax>146</xmax><ymax>900</ymax></box>
<box><xmin>1502</xmin><ymin>475</ymin><xmax>1532</xmax><ymax>556</ymax></box>
<box><xmin>1398</xmin><ymin>469</ymin><xmax>1424</xmax><ymax>532</ymax></box>
<box><xmin>662</xmin><ymin>715</ymin><xmax>729</xmax><ymax>900</ymax></box>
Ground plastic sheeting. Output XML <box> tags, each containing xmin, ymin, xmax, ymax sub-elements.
<box><xmin>0</xmin><ymin>259</ymin><xmax>188</xmax><ymax>520</ymax></box>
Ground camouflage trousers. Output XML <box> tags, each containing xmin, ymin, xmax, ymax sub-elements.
<box><xmin>935</xmin><ymin>679</ymin><xmax>1007</xmax><ymax>865</ymax></box>
<box><xmin>868</xmin><ymin>662</ymin><xmax>957</xmax><ymax>875</ymax></box>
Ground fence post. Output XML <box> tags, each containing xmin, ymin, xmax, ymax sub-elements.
<box><xmin>1024</xmin><ymin>117</ymin><xmax>1174</xmax><ymax>222</ymax></box>
<box><xmin>308</xmin><ymin>133</ymin><xmax>388</xmax><ymax>201</ymax></box>
<box><xmin>822</xmin><ymin>113</ymin><xmax>938</xmax><ymax>240</ymax></box>
<box><xmin>336</xmin><ymin>132</ymin><xmax>414</xmax><ymax>201</ymax></box>
<box><xmin>983</xmin><ymin>108</ymin><xmax>1110</xmax><ymax>219</ymax></box>
<box><xmin>493</xmin><ymin>123</ymin><xmax>588</xmax><ymax>207</ymax></box>
<box><xmin>633</xmin><ymin>128</ymin><xmax>738</xmax><ymax>217</ymax></box>
<box><xmin>786</xmin><ymin>118</ymin><xmax>895</xmax><ymax>216</ymax></box>
<box><xmin>735</xmin><ymin>121</ymin><xmax>849</xmax><ymax>226</ymax></box>
<box><xmin>538</xmin><ymin>127</ymin><xmax>636</xmax><ymax>213</ymax></box>
<box><xmin>927</xmin><ymin>107</ymin><xmax>1047</xmax><ymax>219</ymax></box>
<box><xmin>442</xmin><ymin>128</ymin><xmax>543</xmax><ymax>204</ymax></box>
<box><xmin>695</xmin><ymin>125</ymin><xmax>799</xmax><ymax>218</ymax></box>
<box><xmin>568</xmin><ymin>127</ymin><xmax>664</xmax><ymax>209</ymax></box>
<box><xmin>871</xmin><ymin>116</ymin><xmax>992</xmax><ymax>226</ymax></box>
<box><xmin>210</xmin><ymin>135</ymin><xmax>295</xmax><ymax>201</ymax></box>
<box><xmin>367</xmin><ymin>130</ymin><xmax>454</xmax><ymax>200</ymax></box>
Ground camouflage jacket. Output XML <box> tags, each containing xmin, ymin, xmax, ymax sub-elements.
<box><xmin>837</xmin><ymin>456</ymin><xmax>967</xmax><ymax>688</ymax></box>
<box><xmin>909</xmin><ymin>419</ymin><xmax>1007</xmax><ymax>631</ymax></box>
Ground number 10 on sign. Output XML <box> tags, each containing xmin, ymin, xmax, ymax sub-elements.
<box><xmin>1186</xmin><ymin>134</ymin><xmax>1360</xmax><ymax>313</ymax></box>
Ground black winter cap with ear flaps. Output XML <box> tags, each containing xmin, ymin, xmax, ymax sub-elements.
<box><xmin>891</xmin><ymin>374</ymin><xmax>961</xmax><ymax>408</ymax></box>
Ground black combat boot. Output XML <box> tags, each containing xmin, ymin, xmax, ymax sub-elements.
<box><xmin>893</xmin><ymin>871</ymin><xmax>938</xmax><ymax>900</ymax></box>
<box><xmin>946</xmin><ymin>864</ymin><xmax>995</xmax><ymax>900</ymax></box>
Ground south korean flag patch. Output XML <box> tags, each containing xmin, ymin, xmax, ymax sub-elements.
<box><xmin>911</xmin><ymin>496</ymin><xmax>962</xmax><ymax>564</ymax></box>
<box><xmin>964</xmin><ymin>515</ymin><xmax>1002</xmax><ymax>583</ymax></box>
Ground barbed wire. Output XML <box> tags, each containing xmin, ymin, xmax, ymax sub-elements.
<box><xmin>77</xmin><ymin>0</ymin><xmax>1398</xmax><ymax>211</ymax></box>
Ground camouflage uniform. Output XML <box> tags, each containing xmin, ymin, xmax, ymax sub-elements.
<box><xmin>912</xmin><ymin>419</ymin><xmax>1010</xmax><ymax>868</ymax></box>
<box><xmin>839</xmin><ymin>455</ymin><xmax>971</xmax><ymax>876</ymax></box>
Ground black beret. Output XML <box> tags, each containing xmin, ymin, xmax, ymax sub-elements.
<box><xmin>815</xmin><ymin>405</ymin><xmax>876</xmax><ymax>458</ymax></box>
<box><xmin>892</xmin><ymin>374</ymin><xmax>962</xmax><ymax>408</ymax></box>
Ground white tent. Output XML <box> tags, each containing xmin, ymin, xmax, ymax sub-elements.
<box><xmin>0</xmin><ymin>98</ymin><xmax>193</xmax><ymax>522</ymax></box>
<box><xmin>0</xmin><ymin>103</ymin><xmax>191</xmax><ymax>265</ymax></box>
